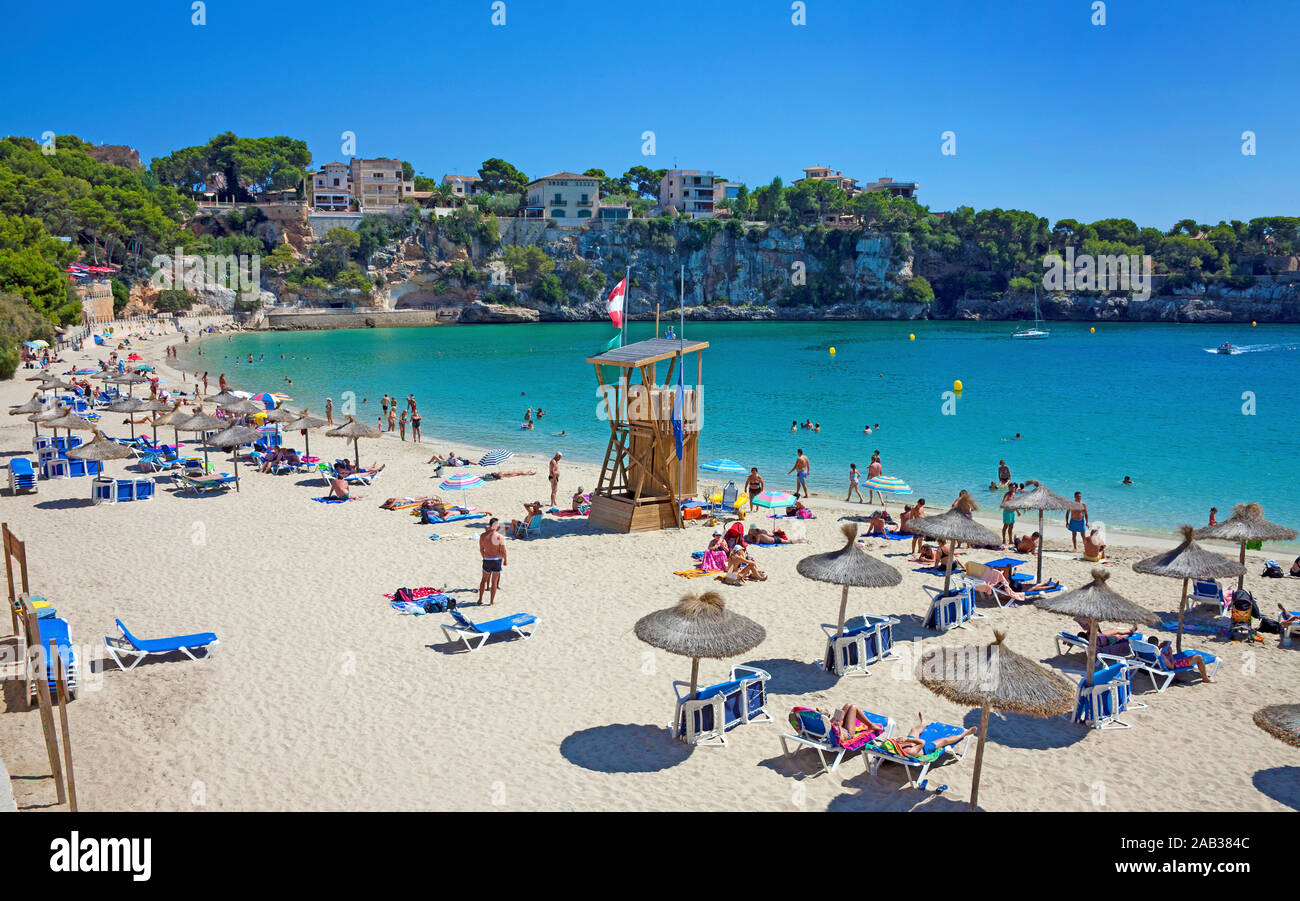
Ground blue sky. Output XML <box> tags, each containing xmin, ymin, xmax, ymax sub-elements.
<box><xmin>2</xmin><ymin>0</ymin><xmax>1297</xmax><ymax>228</ymax></box>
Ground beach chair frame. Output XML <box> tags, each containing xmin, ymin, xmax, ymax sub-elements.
<box><xmin>672</xmin><ymin>664</ymin><xmax>772</xmax><ymax>747</ymax></box>
<box><xmin>440</xmin><ymin>610</ymin><xmax>540</xmax><ymax>652</ymax></box>
<box><xmin>1114</xmin><ymin>639</ymin><xmax>1221</xmax><ymax>692</ymax></box>
<box><xmin>1074</xmin><ymin>662</ymin><xmax>1146</xmax><ymax>730</ymax></box>
<box><xmin>1188</xmin><ymin>579</ymin><xmax>1227</xmax><ymax>615</ymax></box>
<box><xmin>779</xmin><ymin>710</ymin><xmax>895</xmax><ymax>775</ymax></box>
<box><xmin>819</xmin><ymin>614</ymin><xmax>899</xmax><ymax>677</ymax></box>
<box><xmin>104</xmin><ymin>619</ymin><xmax>219</xmax><ymax>671</ymax></box>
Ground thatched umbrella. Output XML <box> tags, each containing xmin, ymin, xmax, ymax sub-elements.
<box><xmin>634</xmin><ymin>591</ymin><xmax>765</xmax><ymax>697</ymax></box>
<box><xmin>326</xmin><ymin>415</ymin><xmax>381</xmax><ymax>468</ymax></box>
<box><xmin>1001</xmin><ymin>481</ymin><xmax>1085</xmax><ymax>583</ymax></box>
<box><xmin>907</xmin><ymin>508</ymin><xmax>1001</xmax><ymax>593</ymax></box>
<box><xmin>283</xmin><ymin>409</ymin><xmax>329</xmax><ymax>461</ymax></box>
<box><xmin>207</xmin><ymin>424</ymin><xmax>262</xmax><ymax>491</ymax></box>
<box><xmin>262</xmin><ymin>406</ymin><xmax>299</xmax><ymax>425</ymax></box>
<box><xmin>10</xmin><ymin>394</ymin><xmax>49</xmax><ymax>436</ymax></box>
<box><xmin>918</xmin><ymin>630</ymin><xmax>1075</xmax><ymax>810</ymax></box>
<box><xmin>1195</xmin><ymin>503</ymin><xmax>1296</xmax><ymax>592</ymax></box>
<box><xmin>1253</xmin><ymin>704</ymin><xmax>1300</xmax><ymax>748</ymax></box>
<box><xmin>174</xmin><ymin>412</ymin><xmax>226</xmax><ymax>471</ymax></box>
<box><xmin>43</xmin><ymin>409</ymin><xmax>97</xmax><ymax>448</ymax></box>
<box><xmin>1133</xmin><ymin>525</ymin><xmax>1245</xmax><ymax>652</ymax></box>
<box><xmin>65</xmin><ymin>429</ymin><xmax>134</xmax><ymax>478</ymax></box>
<box><xmin>110</xmin><ymin>372</ymin><xmax>149</xmax><ymax>397</ymax></box>
<box><xmin>204</xmin><ymin>390</ymin><xmax>244</xmax><ymax>406</ymax></box>
<box><xmin>1036</xmin><ymin>569</ymin><xmax>1158</xmax><ymax>689</ymax></box>
<box><xmin>35</xmin><ymin>376</ymin><xmax>72</xmax><ymax>398</ymax></box>
<box><xmin>134</xmin><ymin>398</ymin><xmax>175</xmax><ymax>445</ymax></box>
<box><xmin>220</xmin><ymin>398</ymin><xmax>264</xmax><ymax>421</ymax></box>
<box><xmin>796</xmin><ymin>523</ymin><xmax>901</xmax><ymax>655</ymax></box>
<box><xmin>106</xmin><ymin>397</ymin><xmax>148</xmax><ymax>441</ymax></box>
<box><xmin>28</xmin><ymin>407</ymin><xmax>64</xmax><ymax>437</ymax></box>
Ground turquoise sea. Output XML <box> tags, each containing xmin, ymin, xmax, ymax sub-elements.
<box><xmin>179</xmin><ymin>320</ymin><xmax>1300</xmax><ymax>540</ymax></box>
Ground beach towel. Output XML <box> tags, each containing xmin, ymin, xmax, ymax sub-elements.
<box><xmin>428</xmin><ymin>512</ymin><xmax>486</xmax><ymax>524</ymax></box>
<box><xmin>550</xmin><ymin>509</ymin><xmax>588</xmax><ymax>517</ymax></box>
<box><xmin>702</xmin><ymin>549</ymin><xmax>728</xmax><ymax>571</ymax></box>
<box><xmin>383</xmin><ymin>587</ymin><xmax>448</xmax><ymax>601</ymax></box>
<box><xmin>428</xmin><ymin>533</ymin><xmax>476</xmax><ymax>542</ymax></box>
<box><xmin>871</xmin><ymin>737</ymin><xmax>943</xmax><ymax>763</ymax></box>
<box><xmin>1157</xmin><ymin>619</ymin><xmax>1220</xmax><ymax>635</ymax></box>
<box><xmin>390</xmin><ymin>601</ymin><xmax>426</xmax><ymax>615</ymax></box>
<box><xmin>312</xmin><ymin>497</ymin><xmax>348</xmax><ymax>504</ymax></box>
<box><xmin>674</xmin><ymin>568</ymin><xmax>712</xmax><ymax>578</ymax></box>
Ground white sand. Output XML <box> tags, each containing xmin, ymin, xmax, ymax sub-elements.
<box><xmin>1</xmin><ymin>324</ymin><xmax>1297</xmax><ymax>812</ymax></box>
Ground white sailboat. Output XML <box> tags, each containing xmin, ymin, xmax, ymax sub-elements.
<box><xmin>1012</xmin><ymin>286</ymin><xmax>1050</xmax><ymax>339</ymax></box>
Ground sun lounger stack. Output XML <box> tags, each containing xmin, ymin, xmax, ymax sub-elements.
<box><xmin>91</xmin><ymin>477</ymin><xmax>156</xmax><ymax>505</ymax></box>
<box><xmin>26</xmin><ymin>614</ymin><xmax>78</xmax><ymax>705</ymax></box>
<box><xmin>1075</xmin><ymin>662</ymin><xmax>1146</xmax><ymax>730</ymax></box>
<box><xmin>922</xmin><ymin>584</ymin><xmax>982</xmax><ymax>633</ymax></box>
<box><xmin>779</xmin><ymin>707</ymin><xmax>895</xmax><ymax>774</ymax></box>
<box><xmin>673</xmin><ymin>664</ymin><xmax>772</xmax><ymax>747</ymax></box>
<box><xmin>8</xmin><ymin>458</ymin><xmax>37</xmax><ymax>494</ymax></box>
<box><xmin>821</xmin><ymin>613</ymin><xmax>899</xmax><ymax>676</ymax></box>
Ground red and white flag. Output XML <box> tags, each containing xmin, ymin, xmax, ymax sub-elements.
<box><xmin>606</xmin><ymin>277</ymin><xmax>627</xmax><ymax>328</ymax></box>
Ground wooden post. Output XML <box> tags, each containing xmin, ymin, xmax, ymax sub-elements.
<box><xmin>1237</xmin><ymin>542</ymin><xmax>1246</xmax><ymax>593</ymax></box>
<box><xmin>54</xmin><ymin>647</ymin><xmax>77</xmax><ymax>812</ymax></box>
<box><xmin>688</xmin><ymin>657</ymin><xmax>700</xmax><ymax>697</ymax></box>
<box><xmin>1036</xmin><ymin>510</ymin><xmax>1045</xmax><ymax>583</ymax></box>
<box><xmin>3</xmin><ymin>524</ymin><xmax>17</xmax><ymax>635</ymax></box>
<box><xmin>1085</xmin><ymin>619</ymin><xmax>1098</xmax><ymax>689</ymax></box>
<box><xmin>1176</xmin><ymin>578</ymin><xmax>1188</xmax><ymax>653</ymax></box>
<box><xmin>24</xmin><ymin>601</ymin><xmax>65</xmax><ymax>805</ymax></box>
<box><xmin>968</xmin><ymin>704</ymin><xmax>992</xmax><ymax>811</ymax></box>
<box><xmin>836</xmin><ymin>584</ymin><xmax>850</xmax><ymax>639</ymax></box>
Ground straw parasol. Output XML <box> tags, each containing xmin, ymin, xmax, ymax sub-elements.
<box><xmin>43</xmin><ymin>409</ymin><xmax>97</xmax><ymax>447</ymax></box>
<box><xmin>283</xmin><ymin>409</ymin><xmax>329</xmax><ymax>461</ymax></box>
<box><xmin>174</xmin><ymin>411</ymin><xmax>226</xmax><ymax>471</ymax></box>
<box><xmin>106</xmin><ymin>397</ymin><xmax>148</xmax><ymax>441</ymax></box>
<box><xmin>326</xmin><ymin>415</ymin><xmax>381</xmax><ymax>468</ymax></box>
<box><xmin>1001</xmin><ymin>481</ymin><xmax>1085</xmax><ymax>582</ymax></box>
<box><xmin>918</xmin><ymin>630</ymin><xmax>1075</xmax><ymax>810</ymax></box>
<box><xmin>134</xmin><ymin>398</ymin><xmax>175</xmax><ymax>445</ymax></box>
<box><xmin>635</xmin><ymin>590</ymin><xmax>766</xmax><ymax>698</ymax></box>
<box><xmin>1035</xmin><ymin>569</ymin><xmax>1158</xmax><ymax>690</ymax></box>
<box><xmin>262</xmin><ymin>406</ymin><xmax>299</xmax><ymax>425</ymax></box>
<box><xmin>65</xmin><ymin>429</ymin><xmax>134</xmax><ymax>478</ymax></box>
<box><xmin>205</xmin><ymin>390</ymin><xmax>244</xmax><ymax>406</ymax></box>
<box><xmin>907</xmin><ymin>508</ymin><xmax>1002</xmax><ymax>593</ymax></box>
<box><xmin>1195</xmin><ymin>503</ymin><xmax>1296</xmax><ymax>592</ymax></box>
<box><xmin>10</xmin><ymin>394</ymin><xmax>49</xmax><ymax>435</ymax></box>
<box><xmin>1132</xmin><ymin>525</ymin><xmax>1245</xmax><ymax>652</ymax></box>
<box><xmin>796</xmin><ymin>523</ymin><xmax>902</xmax><ymax>659</ymax></box>
<box><xmin>1253</xmin><ymin>704</ymin><xmax>1300</xmax><ymax>748</ymax></box>
<box><xmin>28</xmin><ymin>407</ymin><xmax>64</xmax><ymax>437</ymax></box>
<box><xmin>206</xmin><ymin>424</ymin><xmax>262</xmax><ymax>491</ymax></box>
<box><xmin>110</xmin><ymin>371</ymin><xmax>149</xmax><ymax>396</ymax></box>
<box><xmin>220</xmin><ymin>398</ymin><xmax>264</xmax><ymax>419</ymax></box>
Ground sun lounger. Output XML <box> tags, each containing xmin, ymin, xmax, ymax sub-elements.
<box><xmin>1189</xmin><ymin>579</ymin><xmax>1228</xmax><ymax>614</ymax></box>
<box><xmin>779</xmin><ymin>707</ymin><xmax>895</xmax><ymax>775</ymax></box>
<box><xmin>440</xmin><ymin>609</ymin><xmax>539</xmax><ymax>652</ymax></box>
<box><xmin>820</xmin><ymin>614</ymin><xmax>899</xmax><ymax>676</ymax></box>
<box><xmin>673</xmin><ymin>664</ymin><xmax>772</xmax><ymax>747</ymax></box>
<box><xmin>922</xmin><ymin>584</ymin><xmax>981</xmax><ymax>633</ymax></box>
<box><xmin>1116</xmin><ymin>639</ymin><xmax>1220</xmax><ymax>692</ymax></box>
<box><xmin>8</xmin><ymin>458</ymin><xmax>36</xmax><ymax>494</ymax></box>
<box><xmin>104</xmin><ymin>618</ymin><xmax>219</xmax><ymax>670</ymax></box>
<box><xmin>1074</xmin><ymin>662</ymin><xmax>1146</xmax><ymax>730</ymax></box>
<box><xmin>1056</xmin><ymin>630</ymin><xmax>1142</xmax><ymax>657</ymax></box>
<box><xmin>177</xmin><ymin>473</ymin><xmax>238</xmax><ymax>494</ymax></box>
<box><xmin>862</xmin><ymin>723</ymin><xmax>971</xmax><ymax>788</ymax></box>
<box><xmin>26</xmin><ymin>616</ymin><xmax>77</xmax><ymax>705</ymax></box>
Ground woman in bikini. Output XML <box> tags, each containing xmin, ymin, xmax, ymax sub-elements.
<box><xmin>888</xmin><ymin>714</ymin><xmax>977</xmax><ymax>757</ymax></box>
<box><xmin>846</xmin><ymin>463</ymin><xmax>864</xmax><ymax>503</ymax></box>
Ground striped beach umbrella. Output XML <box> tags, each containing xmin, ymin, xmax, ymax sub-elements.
<box><xmin>248</xmin><ymin>392</ymin><xmax>291</xmax><ymax>409</ymax></box>
<box><xmin>700</xmin><ymin>458</ymin><xmax>748</xmax><ymax>475</ymax></box>
<box><xmin>752</xmin><ymin>489</ymin><xmax>795</xmax><ymax>521</ymax></box>
<box><xmin>440</xmin><ymin>473</ymin><xmax>484</xmax><ymax>491</ymax></box>
<box><xmin>864</xmin><ymin>474</ymin><xmax>911</xmax><ymax>505</ymax></box>
<box><xmin>478</xmin><ymin>449</ymin><xmax>514</xmax><ymax>467</ymax></box>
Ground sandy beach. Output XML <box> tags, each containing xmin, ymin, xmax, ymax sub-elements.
<box><xmin>1</xmin><ymin>324</ymin><xmax>1297</xmax><ymax>813</ymax></box>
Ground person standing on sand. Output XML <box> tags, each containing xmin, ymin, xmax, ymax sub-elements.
<box><xmin>387</xmin><ymin>405</ymin><xmax>397</xmax><ymax>434</ymax></box>
<box><xmin>411</xmin><ymin>407</ymin><xmax>422</xmax><ymax>443</ymax></box>
<box><xmin>745</xmin><ymin>467</ymin><xmax>764</xmax><ymax>512</ymax></box>
<box><xmin>846</xmin><ymin>463</ymin><xmax>864</xmax><ymax>503</ymax></box>
<box><xmin>865</xmin><ymin>450</ymin><xmax>883</xmax><ymax>503</ymax></box>
<box><xmin>478</xmin><ymin>519</ymin><xmax>507</xmax><ymax>605</ymax></box>
<box><xmin>398</xmin><ymin>409</ymin><xmax>408</xmax><ymax>441</ymax></box>
<box><xmin>1066</xmin><ymin>491</ymin><xmax>1088</xmax><ymax>550</ymax></box>
<box><xmin>1001</xmin><ymin>484</ymin><xmax>1018</xmax><ymax>545</ymax></box>
<box><xmin>218</xmin><ymin>373</ymin><xmax>227</xmax><ymax>393</ymax></box>
<box><xmin>788</xmin><ymin>448</ymin><xmax>810</xmax><ymax>499</ymax></box>
<box><xmin>549</xmin><ymin>452</ymin><xmax>562</xmax><ymax>505</ymax></box>
<box><xmin>326</xmin><ymin>398</ymin><xmax>334</xmax><ymax>425</ymax></box>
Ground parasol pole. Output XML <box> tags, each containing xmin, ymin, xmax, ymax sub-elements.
<box><xmin>688</xmin><ymin>656</ymin><xmax>700</xmax><ymax>698</ymax></box>
<box><xmin>1176</xmin><ymin>577</ymin><xmax>1188</xmax><ymax>653</ymax></box>
<box><xmin>1237</xmin><ymin>542</ymin><xmax>1247</xmax><ymax>593</ymax></box>
<box><xmin>836</xmin><ymin>584</ymin><xmax>849</xmax><ymax>639</ymax></box>
<box><xmin>943</xmin><ymin>547</ymin><xmax>955</xmax><ymax>595</ymax></box>
<box><xmin>1085</xmin><ymin>618</ymin><xmax>1098</xmax><ymax>689</ymax></box>
<box><xmin>1037</xmin><ymin>509</ymin><xmax>1045</xmax><ymax>583</ymax></box>
<box><xmin>969</xmin><ymin>704</ymin><xmax>991</xmax><ymax>811</ymax></box>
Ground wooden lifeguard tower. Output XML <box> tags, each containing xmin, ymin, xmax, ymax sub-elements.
<box><xmin>585</xmin><ymin>337</ymin><xmax>708</xmax><ymax>533</ymax></box>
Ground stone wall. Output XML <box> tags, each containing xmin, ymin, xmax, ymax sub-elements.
<box><xmin>264</xmin><ymin>308</ymin><xmax>448</xmax><ymax>330</ymax></box>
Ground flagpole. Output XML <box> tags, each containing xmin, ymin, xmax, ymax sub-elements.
<box><xmin>622</xmin><ymin>265</ymin><xmax>630</xmax><ymax>349</ymax></box>
<box><xmin>677</xmin><ymin>264</ymin><xmax>684</xmax><ymax>529</ymax></box>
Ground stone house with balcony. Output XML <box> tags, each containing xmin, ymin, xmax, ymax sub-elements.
<box><xmin>349</xmin><ymin>158</ymin><xmax>415</xmax><ymax>210</ymax></box>
<box><xmin>312</xmin><ymin>161</ymin><xmax>353</xmax><ymax>212</ymax></box>
<box><xmin>657</xmin><ymin>169</ymin><xmax>716</xmax><ymax>218</ymax></box>
<box><xmin>523</xmin><ymin>172</ymin><xmax>601</xmax><ymax>222</ymax></box>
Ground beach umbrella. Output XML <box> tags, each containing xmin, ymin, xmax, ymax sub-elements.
<box><xmin>907</xmin><ymin>508</ymin><xmax>1002</xmax><ymax>593</ymax></box>
<box><xmin>478</xmin><ymin>449</ymin><xmax>515</xmax><ymax>467</ymax></box>
<box><xmin>283</xmin><ymin>409</ymin><xmax>328</xmax><ymax>461</ymax></box>
<box><xmin>796</xmin><ymin>523</ymin><xmax>902</xmax><ymax>660</ymax></box>
<box><xmin>65</xmin><ymin>429</ymin><xmax>133</xmax><ymax>479</ymax></box>
<box><xmin>220</xmin><ymin>398</ymin><xmax>264</xmax><ymax>420</ymax></box>
<box><xmin>205</xmin><ymin>390</ymin><xmax>243</xmax><ymax>406</ymax></box>
<box><xmin>43</xmin><ymin>409</ymin><xmax>96</xmax><ymax>448</ymax></box>
<box><xmin>863</xmin><ymin>474</ymin><xmax>912</xmax><ymax>506</ymax></box>
<box><xmin>1195</xmin><ymin>503</ymin><xmax>1296</xmax><ymax>592</ymax></box>
<box><xmin>206</xmin><ymin>424</ymin><xmax>262</xmax><ymax>492</ymax></box>
<box><xmin>700</xmin><ymin>458</ymin><xmax>748</xmax><ymax>475</ymax></box>
<box><xmin>175</xmin><ymin>412</ymin><xmax>226</xmax><ymax>471</ymax></box>
<box><xmin>440</xmin><ymin>473</ymin><xmax>485</xmax><ymax>491</ymax></box>
<box><xmin>1132</xmin><ymin>525</ymin><xmax>1245</xmax><ymax>652</ymax></box>
<box><xmin>10</xmin><ymin>394</ymin><xmax>49</xmax><ymax>436</ymax></box>
<box><xmin>325</xmin><ymin>416</ymin><xmax>381</xmax><ymax>468</ymax></box>
<box><xmin>28</xmin><ymin>407</ymin><xmax>64</xmax><ymax>438</ymax></box>
<box><xmin>752</xmin><ymin>489</ymin><xmax>795</xmax><ymax>523</ymax></box>
<box><xmin>634</xmin><ymin>590</ymin><xmax>766</xmax><ymax>698</ymax></box>
<box><xmin>110</xmin><ymin>372</ymin><xmax>149</xmax><ymax>397</ymax></box>
<box><xmin>106</xmin><ymin>397</ymin><xmax>147</xmax><ymax>441</ymax></box>
<box><xmin>25</xmin><ymin>339</ymin><xmax>49</xmax><ymax>349</ymax></box>
<box><xmin>1253</xmin><ymin>704</ymin><xmax>1300</xmax><ymax>748</ymax></box>
<box><xmin>1035</xmin><ymin>568</ymin><xmax>1158</xmax><ymax>690</ymax></box>
<box><xmin>133</xmin><ymin>399</ymin><xmax>174</xmax><ymax>444</ymax></box>
<box><xmin>918</xmin><ymin>630</ymin><xmax>1075</xmax><ymax>810</ymax></box>
<box><xmin>262</xmin><ymin>406</ymin><xmax>299</xmax><ymax>424</ymax></box>
<box><xmin>248</xmin><ymin>392</ymin><xmax>290</xmax><ymax>409</ymax></box>
<box><xmin>1001</xmin><ymin>481</ymin><xmax>1085</xmax><ymax>583</ymax></box>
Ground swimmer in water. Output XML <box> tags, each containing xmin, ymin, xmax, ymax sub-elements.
<box><xmin>1122</xmin><ymin>476</ymin><xmax>1133</xmax><ymax>485</ymax></box>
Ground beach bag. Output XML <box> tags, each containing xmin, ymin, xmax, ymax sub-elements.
<box><xmin>1258</xmin><ymin>616</ymin><xmax>1280</xmax><ymax>634</ymax></box>
<box><xmin>1262</xmin><ymin>560</ymin><xmax>1285</xmax><ymax>578</ymax></box>
<box><xmin>422</xmin><ymin>598</ymin><xmax>445</xmax><ymax>614</ymax></box>
<box><xmin>394</xmin><ymin>587</ymin><xmax>415</xmax><ymax>605</ymax></box>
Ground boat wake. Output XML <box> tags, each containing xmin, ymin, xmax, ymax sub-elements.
<box><xmin>1201</xmin><ymin>342</ymin><xmax>1300</xmax><ymax>355</ymax></box>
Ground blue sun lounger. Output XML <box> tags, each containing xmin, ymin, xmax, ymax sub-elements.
<box><xmin>673</xmin><ymin>664</ymin><xmax>773</xmax><ymax>747</ymax></box>
<box><xmin>779</xmin><ymin>707</ymin><xmax>895</xmax><ymax>774</ymax></box>
<box><xmin>104</xmin><ymin>619</ymin><xmax>219</xmax><ymax>671</ymax></box>
<box><xmin>1115</xmin><ymin>639</ymin><xmax>1220</xmax><ymax>692</ymax></box>
<box><xmin>8</xmin><ymin>458</ymin><xmax>37</xmax><ymax>494</ymax></box>
<box><xmin>862</xmin><ymin>722</ymin><xmax>971</xmax><ymax>788</ymax></box>
<box><xmin>440</xmin><ymin>609</ymin><xmax>540</xmax><ymax>652</ymax></box>
<box><xmin>1075</xmin><ymin>662</ymin><xmax>1146</xmax><ymax>730</ymax></box>
<box><xmin>26</xmin><ymin>616</ymin><xmax>78</xmax><ymax>704</ymax></box>
<box><xmin>820</xmin><ymin>613</ymin><xmax>899</xmax><ymax>676</ymax></box>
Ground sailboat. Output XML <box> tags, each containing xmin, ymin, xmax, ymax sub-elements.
<box><xmin>1012</xmin><ymin>286</ymin><xmax>1050</xmax><ymax>339</ymax></box>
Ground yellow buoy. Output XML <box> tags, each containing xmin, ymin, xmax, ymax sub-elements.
<box><xmin>1090</xmin><ymin>327</ymin><xmax>1095</xmax><ymax>333</ymax></box>
<box><xmin>909</xmin><ymin>333</ymin><xmax>916</xmax><ymax>341</ymax></box>
<box><xmin>953</xmin><ymin>379</ymin><xmax>964</xmax><ymax>393</ymax></box>
<box><xmin>829</xmin><ymin>347</ymin><xmax>836</xmax><ymax>356</ymax></box>
<box><xmin>1252</xmin><ymin>321</ymin><xmax>1257</xmax><ymax>327</ymax></box>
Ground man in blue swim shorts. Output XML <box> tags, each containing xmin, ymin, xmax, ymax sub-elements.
<box><xmin>1066</xmin><ymin>491</ymin><xmax>1088</xmax><ymax>550</ymax></box>
<box><xmin>789</xmin><ymin>448</ymin><xmax>810</xmax><ymax>499</ymax></box>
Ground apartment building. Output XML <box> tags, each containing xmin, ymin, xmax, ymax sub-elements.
<box><xmin>795</xmin><ymin>166</ymin><xmax>860</xmax><ymax>195</ymax></box>
<box><xmin>523</xmin><ymin>172</ymin><xmax>601</xmax><ymax>221</ymax></box>
<box><xmin>658</xmin><ymin>169</ymin><xmax>716</xmax><ymax>218</ymax></box>
<box><xmin>349</xmin><ymin>158</ymin><xmax>415</xmax><ymax>210</ymax></box>
<box><xmin>862</xmin><ymin>176</ymin><xmax>919</xmax><ymax>199</ymax></box>
<box><xmin>312</xmin><ymin>161</ymin><xmax>353</xmax><ymax>212</ymax></box>
<box><xmin>441</xmin><ymin>174</ymin><xmax>482</xmax><ymax>198</ymax></box>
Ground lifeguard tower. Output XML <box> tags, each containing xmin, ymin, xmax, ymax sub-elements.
<box><xmin>585</xmin><ymin>337</ymin><xmax>707</xmax><ymax>533</ymax></box>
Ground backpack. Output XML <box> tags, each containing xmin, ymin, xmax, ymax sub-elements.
<box><xmin>394</xmin><ymin>587</ymin><xmax>415</xmax><ymax>605</ymax></box>
<box><xmin>1262</xmin><ymin>560</ymin><xmax>1285</xmax><ymax>578</ymax></box>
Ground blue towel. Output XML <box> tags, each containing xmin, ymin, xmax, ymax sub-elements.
<box><xmin>312</xmin><ymin>496</ymin><xmax>348</xmax><ymax>504</ymax></box>
<box><xmin>390</xmin><ymin>601</ymin><xmax>426</xmax><ymax>615</ymax></box>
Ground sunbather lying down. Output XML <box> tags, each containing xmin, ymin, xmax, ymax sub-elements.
<box><xmin>826</xmin><ymin>704</ymin><xmax>885</xmax><ymax>745</ymax></box>
<box><xmin>481</xmin><ymin>470</ymin><xmax>536</xmax><ymax>480</ymax></box>
<box><xmin>380</xmin><ymin>496</ymin><xmax>441</xmax><ymax>510</ymax></box>
<box><xmin>889</xmin><ymin>714</ymin><xmax>977</xmax><ymax>758</ymax></box>
<box><xmin>974</xmin><ymin>568</ymin><xmax>1057</xmax><ymax>602</ymax></box>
